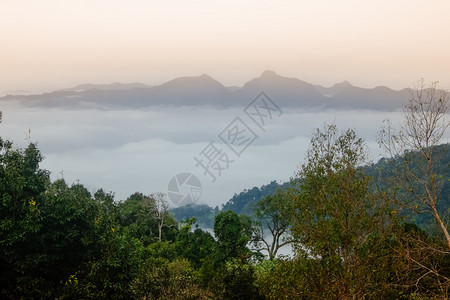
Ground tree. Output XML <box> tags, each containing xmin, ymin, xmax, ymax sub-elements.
<box><xmin>213</xmin><ymin>210</ymin><xmax>250</xmax><ymax>263</ymax></box>
<box><xmin>0</xmin><ymin>140</ymin><xmax>50</xmax><ymax>297</ymax></box>
<box><xmin>378</xmin><ymin>79</ymin><xmax>450</xmax><ymax>249</ymax></box>
<box><xmin>131</xmin><ymin>257</ymin><xmax>213</xmax><ymax>300</ymax></box>
<box><xmin>118</xmin><ymin>192</ymin><xmax>177</xmax><ymax>245</ymax></box>
<box><xmin>288</xmin><ymin>124</ymin><xmax>394</xmax><ymax>298</ymax></box>
<box><xmin>150</xmin><ymin>192</ymin><xmax>170</xmax><ymax>242</ymax></box>
<box><xmin>251</xmin><ymin>189</ymin><xmax>295</xmax><ymax>260</ymax></box>
<box><xmin>216</xmin><ymin>258</ymin><xmax>262</xmax><ymax>300</ymax></box>
<box><xmin>175</xmin><ymin>217</ymin><xmax>215</xmax><ymax>269</ymax></box>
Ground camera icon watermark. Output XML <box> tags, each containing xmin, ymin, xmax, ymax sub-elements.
<box><xmin>167</xmin><ymin>172</ymin><xmax>202</xmax><ymax>207</ymax></box>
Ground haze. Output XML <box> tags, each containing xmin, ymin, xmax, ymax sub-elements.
<box><xmin>2</xmin><ymin>0</ymin><xmax>450</xmax><ymax>94</ymax></box>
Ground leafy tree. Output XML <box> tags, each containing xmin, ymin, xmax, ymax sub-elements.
<box><xmin>0</xmin><ymin>141</ymin><xmax>50</xmax><ymax>297</ymax></box>
<box><xmin>118</xmin><ymin>192</ymin><xmax>157</xmax><ymax>245</ymax></box>
<box><xmin>175</xmin><ymin>217</ymin><xmax>215</xmax><ymax>269</ymax></box>
<box><xmin>80</xmin><ymin>234</ymin><xmax>144</xmax><ymax>299</ymax></box>
<box><xmin>118</xmin><ymin>192</ymin><xmax>177</xmax><ymax>245</ymax></box>
<box><xmin>215</xmin><ymin>258</ymin><xmax>262</xmax><ymax>300</ymax></box>
<box><xmin>0</xmin><ymin>141</ymin><xmax>49</xmax><ymax>225</ymax></box>
<box><xmin>287</xmin><ymin>124</ymin><xmax>395</xmax><ymax>298</ymax></box>
<box><xmin>213</xmin><ymin>210</ymin><xmax>251</xmax><ymax>263</ymax></box>
<box><xmin>251</xmin><ymin>189</ymin><xmax>295</xmax><ymax>260</ymax></box>
<box><xmin>389</xmin><ymin>223</ymin><xmax>450</xmax><ymax>299</ymax></box>
<box><xmin>131</xmin><ymin>257</ymin><xmax>213</xmax><ymax>300</ymax></box>
<box><xmin>62</xmin><ymin>188</ymin><xmax>146</xmax><ymax>299</ymax></box>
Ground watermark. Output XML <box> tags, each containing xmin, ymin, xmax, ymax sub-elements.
<box><xmin>167</xmin><ymin>173</ymin><xmax>202</xmax><ymax>207</ymax></box>
<box><xmin>244</xmin><ymin>92</ymin><xmax>283</xmax><ymax>131</ymax></box>
<box><xmin>167</xmin><ymin>92</ymin><xmax>282</xmax><ymax>207</ymax></box>
<box><xmin>219</xmin><ymin>117</ymin><xmax>258</xmax><ymax>157</ymax></box>
<box><xmin>194</xmin><ymin>141</ymin><xmax>235</xmax><ymax>183</ymax></box>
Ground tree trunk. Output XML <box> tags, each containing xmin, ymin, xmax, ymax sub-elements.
<box><xmin>158</xmin><ymin>223</ymin><xmax>162</xmax><ymax>242</ymax></box>
<box><xmin>432</xmin><ymin>205</ymin><xmax>450</xmax><ymax>250</ymax></box>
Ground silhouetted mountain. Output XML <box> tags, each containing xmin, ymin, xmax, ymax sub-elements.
<box><xmin>1</xmin><ymin>71</ymin><xmax>411</xmax><ymax>110</ymax></box>
<box><xmin>330</xmin><ymin>86</ymin><xmax>410</xmax><ymax>110</ymax></box>
<box><xmin>150</xmin><ymin>74</ymin><xmax>231</xmax><ymax>106</ymax></box>
<box><xmin>1</xmin><ymin>89</ymin><xmax>32</xmax><ymax>97</ymax></box>
<box><xmin>62</xmin><ymin>82</ymin><xmax>150</xmax><ymax>92</ymax></box>
<box><xmin>233</xmin><ymin>70</ymin><xmax>327</xmax><ymax>107</ymax></box>
<box><xmin>314</xmin><ymin>80</ymin><xmax>353</xmax><ymax>97</ymax></box>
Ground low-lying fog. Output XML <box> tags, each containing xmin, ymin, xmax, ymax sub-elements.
<box><xmin>1</xmin><ymin>99</ymin><xmax>423</xmax><ymax>208</ymax></box>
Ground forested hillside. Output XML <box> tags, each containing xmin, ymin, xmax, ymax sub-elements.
<box><xmin>364</xmin><ymin>143</ymin><xmax>450</xmax><ymax>231</ymax></box>
<box><xmin>172</xmin><ymin>144</ymin><xmax>449</xmax><ymax>234</ymax></box>
<box><xmin>170</xmin><ymin>180</ymin><xmax>290</xmax><ymax>228</ymax></box>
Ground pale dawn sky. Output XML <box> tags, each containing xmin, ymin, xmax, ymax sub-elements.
<box><xmin>1</xmin><ymin>0</ymin><xmax>450</xmax><ymax>93</ymax></box>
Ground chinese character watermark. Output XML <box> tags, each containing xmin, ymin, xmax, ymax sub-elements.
<box><xmin>244</xmin><ymin>92</ymin><xmax>283</xmax><ymax>131</ymax></box>
<box><xmin>218</xmin><ymin>117</ymin><xmax>258</xmax><ymax>157</ymax></box>
<box><xmin>194</xmin><ymin>92</ymin><xmax>282</xmax><ymax>183</ymax></box>
<box><xmin>193</xmin><ymin>141</ymin><xmax>234</xmax><ymax>182</ymax></box>
<box><xmin>168</xmin><ymin>92</ymin><xmax>282</xmax><ymax>207</ymax></box>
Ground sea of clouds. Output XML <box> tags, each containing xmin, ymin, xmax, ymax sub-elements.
<box><xmin>3</xmin><ymin>99</ymin><xmax>446</xmax><ymax>207</ymax></box>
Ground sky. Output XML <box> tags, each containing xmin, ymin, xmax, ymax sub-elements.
<box><xmin>1</xmin><ymin>0</ymin><xmax>450</xmax><ymax>93</ymax></box>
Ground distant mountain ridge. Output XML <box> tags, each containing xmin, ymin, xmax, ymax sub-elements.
<box><xmin>314</xmin><ymin>80</ymin><xmax>353</xmax><ymax>97</ymax></box>
<box><xmin>62</xmin><ymin>82</ymin><xmax>150</xmax><ymax>92</ymax></box>
<box><xmin>1</xmin><ymin>71</ymin><xmax>410</xmax><ymax>111</ymax></box>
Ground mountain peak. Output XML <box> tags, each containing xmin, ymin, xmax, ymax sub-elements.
<box><xmin>160</xmin><ymin>74</ymin><xmax>222</xmax><ymax>87</ymax></box>
<box><xmin>260</xmin><ymin>70</ymin><xmax>278</xmax><ymax>78</ymax></box>
<box><xmin>200</xmin><ymin>73</ymin><xmax>212</xmax><ymax>79</ymax></box>
<box><xmin>333</xmin><ymin>80</ymin><xmax>352</xmax><ymax>88</ymax></box>
<box><xmin>314</xmin><ymin>80</ymin><xmax>353</xmax><ymax>97</ymax></box>
<box><xmin>154</xmin><ymin>74</ymin><xmax>230</xmax><ymax>101</ymax></box>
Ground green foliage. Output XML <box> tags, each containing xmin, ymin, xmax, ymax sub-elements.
<box><xmin>170</xmin><ymin>204</ymin><xmax>219</xmax><ymax>228</ymax></box>
<box><xmin>222</xmin><ymin>180</ymin><xmax>289</xmax><ymax>216</ymax></box>
<box><xmin>255</xmin><ymin>258</ymin><xmax>304</xmax><ymax>299</ymax></box>
<box><xmin>131</xmin><ymin>257</ymin><xmax>213</xmax><ymax>300</ymax></box>
<box><xmin>0</xmin><ymin>141</ymin><xmax>51</xmax><ymax>297</ymax></box>
<box><xmin>118</xmin><ymin>192</ymin><xmax>178</xmax><ymax>245</ymax></box>
<box><xmin>365</xmin><ymin>143</ymin><xmax>450</xmax><ymax>234</ymax></box>
<box><xmin>287</xmin><ymin>125</ymin><xmax>396</xmax><ymax>298</ymax></box>
<box><xmin>252</xmin><ymin>189</ymin><xmax>294</xmax><ymax>259</ymax></box>
<box><xmin>215</xmin><ymin>258</ymin><xmax>262</xmax><ymax>300</ymax></box>
<box><xmin>175</xmin><ymin>218</ymin><xmax>215</xmax><ymax>269</ymax></box>
<box><xmin>213</xmin><ymin>210</ymin><xmax>251</xmax><ymax>263</ymax></box>
<box><xmin>170</xmin><ymin>181</ymin><xmax>290</xmax><ymax>230</ymax></box>
<box><xmin>387</xmin><ymin>222</ymin><xmax>450</xmax><ymax>299</ymax></box>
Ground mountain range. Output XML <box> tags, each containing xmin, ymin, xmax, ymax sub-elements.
<box><xmin>1</xmin><ymin>70</ymin><xmax>410</xmax><ymax>111</ymax></box>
